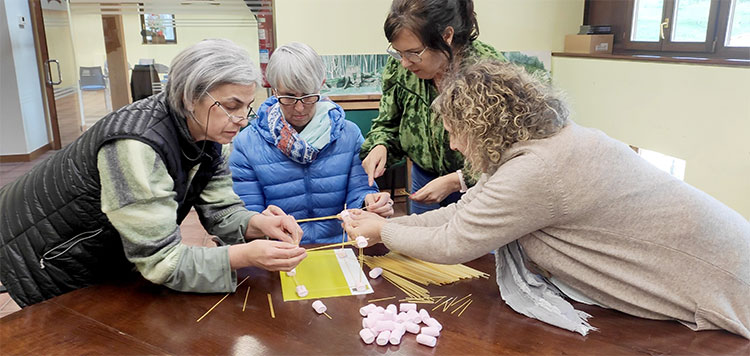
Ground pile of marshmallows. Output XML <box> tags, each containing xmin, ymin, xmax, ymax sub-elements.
<box><xmin>358</xmin><ymin>302</ymin><xmax>442</xmax><ymax>347</ymax></box>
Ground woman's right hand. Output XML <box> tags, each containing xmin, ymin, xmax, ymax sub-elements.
<box><xmin>362</xmin><ymin>145</ymin><xmax>388</xmax><ymax>186</ymax></box>
<box><xmin>228</xmin><ymin>240</ymin><xmax>306</xmax><ymax>271</ymax></box>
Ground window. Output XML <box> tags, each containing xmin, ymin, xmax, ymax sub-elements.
<box><xmin>626</xmin><ymin>0</ymin><xmax>748</xmax><ymax>56</ymax></box>
<box><xmin>140</xmin><ymin>13</ymin><xmax>177</xmax><ymax>44</ymax></box>
<box><xmin>585</xmin><ymin>0</ymin><xmax>749</xmax><ymax>59</ymax></box>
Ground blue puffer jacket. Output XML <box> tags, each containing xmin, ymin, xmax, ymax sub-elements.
<box><xmin>229</xmin><ymin>97</ymin><xmax>379</xmax><ymax>244</ymax></box>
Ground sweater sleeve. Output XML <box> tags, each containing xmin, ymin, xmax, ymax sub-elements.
<box><xmin>381</xmin><ymin>153</ymin><xmax>559</xmax><ymax>264</ymax></box>
<box><xmin>346</xmin><ymin>131</ymin><xmax>380</xmax><ymax>208</ymax></box>
<box><xmin>98</xmin><ymin>139</ymin><xmax>237</xmax><ymax>293</ymax></box>
<box><xmin>193</xmin><ymin>144</ymin><xmax>256</xmax><ymax>245</ymax></box>
<box><xmin>360</xmin><ymin>58</ymin><xmax>406</xmax><ymax>166</ymax></box>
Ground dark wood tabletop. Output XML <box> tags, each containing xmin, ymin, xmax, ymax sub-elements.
<box><xmin>1</xmin><ymin>246</ymin><xmax>748</xmax><ymax>355</ymax></box>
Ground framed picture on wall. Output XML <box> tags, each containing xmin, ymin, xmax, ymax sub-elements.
<box><xmin>140</xmin><ymin>13</ymin><xmax>177</xmax><ymax>44</ymax></box>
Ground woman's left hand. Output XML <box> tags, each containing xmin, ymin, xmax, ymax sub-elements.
<box><xmin>341</xmin><ymin>210</ymin><xmax>386</xmax><ymax>247</ymax></box>
<box><xmin>246</xmin><ymin>213</ymin><xmax>303</xmax><ymax>245</ymax></box>
<box><xmin>364</xmin><ymin>192</ymin><xmax>394</xmax><ymax>217</ymax></box>
<box><xmin>409</xmin><ymin>172</ymin><xmax>461</xmax><ymax>204</ymax></box>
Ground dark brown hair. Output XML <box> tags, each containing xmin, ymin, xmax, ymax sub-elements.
<box><xmin>384</xmin><ymin>0</ymin><xmax>479</xmax><ymax>62</ymax></box>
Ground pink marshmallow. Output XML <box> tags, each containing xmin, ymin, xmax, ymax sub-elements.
<box><xmin>355</xmin><ymin>235</ymin><xmax>368</xmax><ymax>248</ymax></box>
<box><xmin>389</xmin><ymin>327</ymin><xmax>406</xmax><ymax>345</ymax></box>
<box><xmin>373</xmin><ymin>320</ymin><xmax>396</xmax><ymax>332</ymax></box>
<box><xmin>419</xmin><ymin>308</ymin><xmax>430</xmax><ymax>323</ymax></box>
<box><xmin>359</xmin><ymin>303</ymin><xmax>376</xmax><ymax>317</ymax></box>
<box><xmin>424</xmin><ymin>317</ymin><xmax>442</xmax><ymax>331</ymax></box>
<box><xmin>295</xmin><ymin>285</ymin><xmax>308</xmax><ymax>297</ymax></box>
<box><xmin>416</xmin><ymin>333</ymin><xmax>437</xmax><ymax>347</ymax></box>
<box><xmin>406</xmin><ymin>309</ymin><xmax>421</xmax><ymax>323</ymax></box>
<box><xmin>359</xmin><ymin>329</ymin><xmax>376</xmax><ymax>344</ymax></box>
<box><xmin>311</xmin><ymin>300</ymin><xmax>326</xmax><ymax>314</ymax></box>
<box><xmin>421</xmin><ymin>326</ymin><xmax>440</xmax><ymax>337</ymax></box>
<box><xmin>403</xmin><ymin>321</ymin><xmax>420</xmax><ymax>334</ymax></box>
<box><xmin>285</xmin><ymin>268</ymin><xmax>296</xmax><ymax>277</ymax></box>
<box><xmin>376</xmin><ymin>330</ymin><xmax>391</xmax><ymax>346</ymax></box>
<box><xmin>368</xmin><ymin>267</ymin><xmax>383</xmax><ymax>279</ymax></box>
<box><xmin>399</xmin><ymin>303</ymin><xmax>417</xmax><ymax>313</ymax></box>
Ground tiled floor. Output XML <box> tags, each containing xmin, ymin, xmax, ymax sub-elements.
<box><xmin>0</xmin><ymin>152</ymin><xmax>407</xmax><ymax>318</ymax></box>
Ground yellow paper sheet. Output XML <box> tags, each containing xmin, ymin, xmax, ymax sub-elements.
<box><xmin>280</xmin><ymin>249</ymin><xmax>372</xmax><ymax>301</ymax></box>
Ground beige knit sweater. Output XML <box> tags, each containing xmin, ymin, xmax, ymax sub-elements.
<box><xmin>382</xmin><ymin>122</ymin><xmax>750</xmax><ymax>338</ymax></box>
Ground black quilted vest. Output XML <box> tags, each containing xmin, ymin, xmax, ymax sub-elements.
<box><xmin>0</xmin><ymin>92</ymin><xmax>222</xmax><ymax>307</ymax></box>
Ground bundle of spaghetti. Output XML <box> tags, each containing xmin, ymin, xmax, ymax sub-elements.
<box><xmin>364</xmin><ymin>252</ymin><xmax>489</xmax><ymax>287</ymax></box>
<box><xmin>381</xmin><ymin>269</ymin><xmax>430</xmax><ymax>299</ymax></box>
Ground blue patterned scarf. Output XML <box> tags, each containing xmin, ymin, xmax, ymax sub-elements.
<box><xmin>267</xmin><ymin>101</ymin><xmax>333</xmax><ymax>164</ymax></box>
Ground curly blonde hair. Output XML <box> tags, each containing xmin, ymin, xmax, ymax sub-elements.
<box><xmin>433</xmin><ymin>59</ymin><xmax>568</xmax><ymax>175</ymax></box>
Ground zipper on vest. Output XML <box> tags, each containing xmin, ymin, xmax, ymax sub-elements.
<box><xmin>39</xmin><ymin>228</ymin><xmax>104</xmax><ymax>269</ymax></box>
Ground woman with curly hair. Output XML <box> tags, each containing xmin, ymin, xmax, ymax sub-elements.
<box><xmin>344</xmin><ymin>60</ymin><xmax>750</xmax><ymax>338</ymax></box>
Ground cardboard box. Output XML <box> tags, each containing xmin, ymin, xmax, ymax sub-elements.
<box><xmin>564</xmin><ymin>34</ymin><xmax>614</xmax><ymax>54</ymax></box>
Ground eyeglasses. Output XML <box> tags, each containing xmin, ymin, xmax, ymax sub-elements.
<box><xmin>205</xmin><ymin>92</ymin><xmax>257</xmax><ymax>124</ymax></box>
<box><xmin>386</xmin><ymin>44</ymin><xmax>428</xmax><ymax>64</ymax></box>
<box><xmin>276</xmin><ymin>93</ymin><xmax>321</xmax><ymax>106</ymax></box>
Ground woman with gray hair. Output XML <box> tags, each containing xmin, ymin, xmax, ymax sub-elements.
<box><xmin>230</xmin><ymin>42</ymin><xmax>393</xmax><ymax>244</ymax></box>
<box><xmin>344</xmin><ymin>60</ymin><xmax>750</xmax><ymax>338</ymax></box>
<box><xmin>0</xmin><ymin>39</ymin><xmax>306</xmax><ymax>307</ymax></box>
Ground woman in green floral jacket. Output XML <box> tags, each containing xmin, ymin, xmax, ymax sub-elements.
<box><xmin>360</xmin><ymin>0</ymin><xmax>504</xmax><ymax>214</ymax></box>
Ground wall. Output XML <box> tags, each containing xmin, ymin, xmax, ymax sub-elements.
<box><xmin>275</xmin><ymin>0</ymin><xmax>584</xmax><ymax>54</ymax></box>
<box><xmin>0</xmin><ymin>0</ymin><xmax>47</xmax><ymax>156</ymax></box>
<box><xmin>552</xmin><ymin>57</ymin><xmax>750</xmax><ymax>218</ymax></box>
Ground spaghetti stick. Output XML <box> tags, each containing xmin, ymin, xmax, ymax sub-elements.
<box><xmin>242</xmin><ymin>285</ymin><xmax>250</xmax><ymax>312</ymax></box>
<box><xmin>449</xmin><ymin>293</ymin><xmax>472</xmax><ymax>308</ymax></box>
<box><xmin>341</xmin><ymin>203</ymin><xmax>347</xmax><ymax>245</ymax></box>
<box><xmin>359</xmin><ymin>247</ymin><xmax>364</xmax><ymax>284</ymax></box>
<box><xmin>368</xmin><ymin>296</ymin><xmax>396</xmax><ymax>303</ymax></box>
<box><xmin>197</xmin><ymin>276</ymin><xmax>250</xmax><ymax>322</ymax></box>
<box><xmin>323</xmin><ymin>312</ymin><xmax>332</xmax><ymax>320</ymax></box>
<box><xmin>305</xmin><ymin>240</ymin><xmax>357</xmax><ymax>252</ymax></box>
<box><xmin>432</xmin><ymin>297</ymin><xmax>452</xmax><ymax>312</ymax></box>
<box><xmin>451</xmin><ymin>299</ymin><xmax>471</xmax><ymax>314</ymax></box>
<box><xmin>457</xmin><ymin>299</ymin><xmax>473</xmax><ymax>317</ymax></box>
<box><xmin>267</xmin><ymin>293</ymin><xmax>275</xmax><ymax>319</ymax></box>
<box><xmin>296</xmin><ymin>214</ymin><xmax>340</xmax><ymax>223</ymax></box>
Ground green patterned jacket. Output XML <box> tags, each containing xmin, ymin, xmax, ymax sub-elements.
<box><xmin>360</xmin><ymin>40</ymin><xmax>504</xmax><ymax>181</ymax></box>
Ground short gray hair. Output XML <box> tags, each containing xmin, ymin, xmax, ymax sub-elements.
<box><xmin>166</xmin><ymin>38</ymin><xmax>262</xmax><ymax>118</ymax></box>
<box><xmin>265</xmin><ymin>42</ymin><xmax>325</xmax><ymax>94</ymax></box>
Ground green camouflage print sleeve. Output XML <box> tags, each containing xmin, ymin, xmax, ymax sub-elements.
<box><xmin>360</xmin><ymin>58</ymin><xmax>408</xmax><ymax>167</ymax></box>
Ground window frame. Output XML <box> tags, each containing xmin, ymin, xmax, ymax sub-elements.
<box><xmin>586</xmin><ymin>0</ymin><xmax>749</xmax><ymax>60</ymax></box>
<box><xmin>139</xmin><ymin>13</ymin><xmax>177</xmax><ymax>45</ymax></box>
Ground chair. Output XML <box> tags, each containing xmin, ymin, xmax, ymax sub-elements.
<box><xmin>79</xmin><ymin>66</ymin><xmax>106</xmax><ymax>91</ymax></box>
<box><xmin>130</xmin><ymin>64</ymin><xmax>160</xmax><ymax>102</ymax></box>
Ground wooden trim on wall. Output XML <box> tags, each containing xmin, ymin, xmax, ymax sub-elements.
<box><xmin>327</xmin><ymin>94</ymin><xmax>381</xmax><ymax>111</ymax></box>
<box><xmin>0</xmin><ymin>144</ymin><xmax>52</xmax><ymax>163</ymax></box>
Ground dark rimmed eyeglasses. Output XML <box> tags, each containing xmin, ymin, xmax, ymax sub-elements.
<box><xmin>386</xmin><ymin>44</ymin><xmax>428</xmax><ymax>63</ymax></box>
<box><xmin>206</xmin><ymin>92</ymin><xmax>257</xmax><ymax>124</ymax></box>
<box><xmin>277</xmin><ymin>93</ymin><xmax>321</xmax><ymax>106</ymax></box>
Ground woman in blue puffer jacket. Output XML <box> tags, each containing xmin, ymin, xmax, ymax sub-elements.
<box><xmin>230</xmin><ymin>42</ymin><xmax>394</xmax><ymax>244</ymax></box>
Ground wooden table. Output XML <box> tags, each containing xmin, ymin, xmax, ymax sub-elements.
<box><xmin>1</xmin><ymin>246</ymin><xmax>748</xmax><ymax>355</ymax></box>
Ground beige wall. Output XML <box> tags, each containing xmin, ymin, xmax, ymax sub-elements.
<box><xmin>552</xmin><ymin>57</ymin><xmax>750</xmax><ymax>218</ymax></box>
<box><xmin>275</xmin><ymin>0</ymin><xmax>583</xmax><ymax>54</ymax></box>
<box><xmin>71</xmin><ymin>12</ymin><xmax>260</xmax><ymax>73</ymax></box>
<box><xmin>120</xmin><ymin>13</ymin><xmax>260</xmax><ymax>72</ymax></box>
